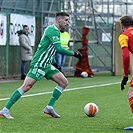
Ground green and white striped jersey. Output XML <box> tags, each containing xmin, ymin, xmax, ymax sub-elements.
<box><xmin>30</xmin><ymin>24</ymin><xmax>74</xmax><ymax>68</ymax></box>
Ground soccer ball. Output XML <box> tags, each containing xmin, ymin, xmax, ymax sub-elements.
<box><xmin>81</xmin><ymin>71</ymin><xmax>88</xmax><ymax>78</ymax></box>
<box><xmin>84</xmin><ymin>103</ymin><xmax>98</xmax><ymax>117</ymax></box>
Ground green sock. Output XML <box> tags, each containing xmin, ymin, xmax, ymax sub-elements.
<box><xmin>48</xmin><ymin>85</ymin><xmax>64</xmax><ymax>107</ymax></box>
<box><xmin>5</xmin><ymin>88</ymin><xmax>24</xmax><ymax>110</ymax></box>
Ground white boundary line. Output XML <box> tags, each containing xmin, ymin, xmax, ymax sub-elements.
<box><xmin>0</xmin><ymin>81</ymin><xmax>121</xmax><ymax>101</ymax></box>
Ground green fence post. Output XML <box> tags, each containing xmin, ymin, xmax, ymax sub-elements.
<box><xmin>5</xmin><ymin>13</ymin><xmax>9</xmax><ymax>78</ymax></box>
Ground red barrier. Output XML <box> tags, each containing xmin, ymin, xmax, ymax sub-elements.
<box><xmin>74</xmin><ymin>27</ymin><xmax>94</xmax><ymax>77</ymax></box>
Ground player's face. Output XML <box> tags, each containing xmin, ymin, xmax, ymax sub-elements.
<box><xmin>58</xmin><ymin>16</ymin><xmax>69</xmax><ymax>31</ymax></box>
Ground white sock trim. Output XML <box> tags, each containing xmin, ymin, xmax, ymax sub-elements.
<box><xmin>18</xmin><ymin>88</ymin><xmax>24</xmax><ymax>95</ymax></box>
<box><xmin>55</xmin><ymin>85</ymin><xmax>64</xmax><ymax>93</ymax></box>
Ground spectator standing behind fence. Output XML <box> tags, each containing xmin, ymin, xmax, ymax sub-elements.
<box><xmin>55</xmin><ymin>30</ymin><xmax>70</xmax><ymax>72</ymax></box>
<box><xmin>17</xmin><ymin>25</ymin><xmax>33</xmax><ymax>80</ymax></box>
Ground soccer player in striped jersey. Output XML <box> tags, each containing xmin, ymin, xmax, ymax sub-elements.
<box><xmin>0</xmin><ymin>12</ymin><xmax>82</xmax><ymax>119</ymax></box>
<box><xmin>118</xmin><ymin>15</ymin><xmax>133</xmax><ymax>130</ymax></box>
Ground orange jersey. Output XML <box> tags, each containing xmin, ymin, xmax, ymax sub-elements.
<box><xmin>119</xmin><ymin>27</ymin><xmax>133</xmax><ymax>54</ymax></box>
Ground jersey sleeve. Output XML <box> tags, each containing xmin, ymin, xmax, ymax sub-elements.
<box><xmin>118</xmin><ymin>34</ymin><xmax>129</xmax><ymax>48</ymax></box>
<box><xmin>54</xmin><ymin>43</ymin><xmax>74</xmax><ymax>56</ymax></box>
<box><xmin>122</xmin><ymin>47</ymin><xmax>130</xmax><ymax>76</ymax></box>
<box><xmin>47</xmin><ymin>28</ymin><xmax>74</xmax><ymax>56</ymax></box>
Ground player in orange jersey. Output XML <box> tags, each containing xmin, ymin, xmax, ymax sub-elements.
<box><xmin>118</xmin><ymin>14</ymin><xmax>133</xmax><ymax>130</ymax></box>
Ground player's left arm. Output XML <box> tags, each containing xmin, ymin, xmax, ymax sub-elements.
<box><xmin>47</xmin><ymin>29</ymin><xmax>74</xmax><ymax>56</ymax></box>
<box><xmin>47</xmin><ymin>29</ymin><xmax>82</xmax><ymax>59</ymax></box>
<box><xmin>54</xmin><ymin>42</ymin><xmax>82</xmax><ymax>59</ymax></box>
<box><xmin>54</xmin><ymin>42</ymin><xmax>74</xmax><ymax>56</ymax></box>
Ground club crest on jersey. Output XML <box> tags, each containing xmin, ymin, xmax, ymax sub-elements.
<box><xmin>53</xmin><ymin>36</ymin><xmax>59</xmax><ymax>41</ymax></box>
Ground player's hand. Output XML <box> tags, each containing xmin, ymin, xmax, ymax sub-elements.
<box><xmin>73</xmin><ymin>52</ymin><xmax>82</xmax><ymax>59</ymax></box>
<box><xmin>52</xmin><ymin>63</ymin><xmax>61</xmax><ymax>71</ymax></box>
<box><xmin>121</xmin><ymin>76</ymin><xmax>128</xmax><ymax>91</ymax></box>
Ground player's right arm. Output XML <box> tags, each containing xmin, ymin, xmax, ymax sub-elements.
<box><xmin>118</xmin><ymin>34</ymin><xmax>129</xmax><ymax>90</ymax></box>
<box><xmin>119</xmin><ymin>34</ymin><xmax>130</xmax><ymax>76</ymax></box>
<box><xmin>121</xmin><ymin>47</ymin><xmax>130</xmax><ymax>77</ymax></box>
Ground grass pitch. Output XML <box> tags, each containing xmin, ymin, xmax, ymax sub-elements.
<box><xmin>0</xmin><ymin>73</ymin><xmax>132</xmax><ymax>133</ymax></box>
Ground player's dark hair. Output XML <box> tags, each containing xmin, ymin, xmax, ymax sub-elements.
<box><xmin>55</xmin><ymin>12</ymin><xmax>69</xmax><ymax>18</ymax></box>
<box><xmin>120</xmin><ymin>15</ymin><xmax>133</xmax><ymax>27</ymax></box>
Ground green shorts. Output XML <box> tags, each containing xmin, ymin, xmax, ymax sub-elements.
<box><xmin>27</xmin><ymin>65</ymin><xmax>60</xmax><ymax>80</ymax></box>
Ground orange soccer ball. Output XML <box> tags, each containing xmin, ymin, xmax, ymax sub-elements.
<box><xmin>84</xmin><ymin>103</ymin><xmax>98</xmax><ymax>117</ymax></box>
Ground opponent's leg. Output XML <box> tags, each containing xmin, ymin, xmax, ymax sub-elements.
<box><xmin>124</xmin><ymin>76</ymin><xmax>133</xmax><ymax>130</ymax></box>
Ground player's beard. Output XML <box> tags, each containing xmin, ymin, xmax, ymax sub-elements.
<box><xmin>59</xmin><ymin>25</ymin><xmax>65</xmax><ymax>31</ymax></box>
<box><xmin>59</xmin><ymin>23</ymin><xmax>67</xmax><ymax>31</ymax></box>
<box><xmin>61</xmin><ymin>27</ymin><xmax>65</xmax><ymax>31</ymax></box>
